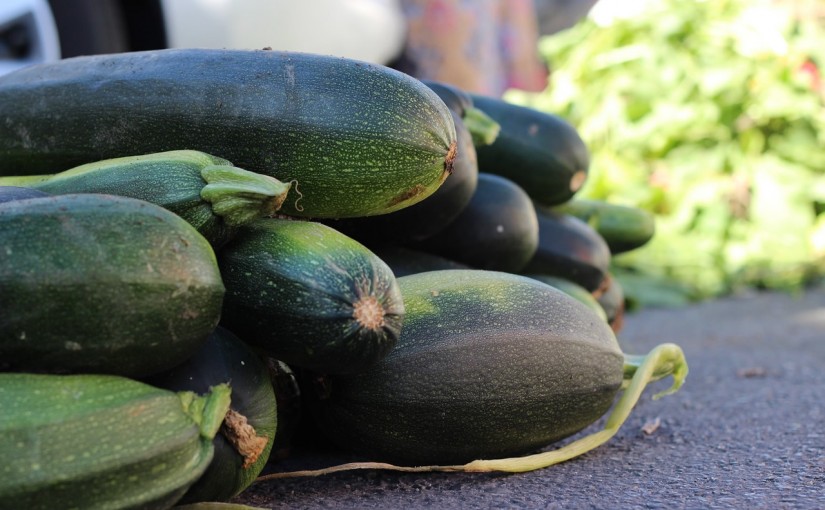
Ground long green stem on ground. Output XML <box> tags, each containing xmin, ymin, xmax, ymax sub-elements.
<box><xmin>256</xmin><ymin>342</ymin><xmax>688</xmax><ymax>480</ymax></box>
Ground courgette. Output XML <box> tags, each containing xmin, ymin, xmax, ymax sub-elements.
<box><xmin>525</xmin><ymin>274</ymin><xmax>609</xmax><ymax>323</ymax></box>
<box><xmin>325</xmin><ymin>110</ymin><xmax>478</xmax><ymax>243</ymax></box>
<box><xmin>0</xmin><ymin>373</ymin><xmax>231</xmax><ymax>510</ymax></box>
<box><xmin>522</xmin><ymin>204</ymin><xmax>612</xmax><ymax>293</ymax></box>
<box><xmin>412</xmin><ymin>173</ymin><xmax>539</xmax><ymax>273</ymax></box>
<box><xmin>0</xmin><ymin>48</ymin><xmax>456</xmax><ymax>218</ymax></box>
<box><xmin>470</xmin><ymin>93</ymin><xmax>589</xmax><ymax>206</ymax></box>
<box><xmin>303</xmin><ymin>269</ymin><xmax>686</xmax><ymax>467</ymax></box>
<box><xmin>218</xmin><ymin>218</ymin><xmax>404</xmax><ymax>375</ymax></box>
<box><xmin>0</xmin><ymin>150</ymin><xmax>291</xmax><ymax>248</ymax></box>
<box><xmin>371</xmin><ymin>245</ymin><xmax>470</xmax><ymax>277</ymax></box>
<box><xmin>0</xmin><ymin>194</ymin><xmax>224</xmax><ymax>377</ymax></box>
<box><xmin>144</xmin><ymin>326</ymin><xmax>277</xmax><ymax>503</ymax></box>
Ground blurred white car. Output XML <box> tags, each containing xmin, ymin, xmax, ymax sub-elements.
<box><xmin>0</xmin><ymin>0</ymin><xmax>406</xmax><ymax>76</ymax></box>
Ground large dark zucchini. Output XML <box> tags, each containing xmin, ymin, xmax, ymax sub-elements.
<box><xmin>307</xmin><ymin>269</ymin><xmax>624</xmax><ymax>465</ymax></box>
<box><xmin>371</xmin><ymin>245</ymin><xmax>470</xmax><ymax>277</ymax></box>
<box><xmin>411</xmin><ymin>173</ymin><xmax>539</xmax><ymax>273</ymax></box>
<box><xmin>0</xmin><ymin>48</ymin><xmax>456</xmax><ymax>218</ymax></box>
<box><xmin>218</xmin><ymin>218</ymin><xmax>404</xmax><ymax>375</ymax></box>
<box><xmin>325</xmin><ymin>110</ymin><xmax>478</xmax><ymax>243</ymax></box>
<box><xmin>470</xmin><ymin>93</ymin><xmax>589</xmax><ymax>206</ymax></box>
<box><xmin>143</xmin><ymin>326</ymin><xmax>277</xmax><ymax>503</ymax></box>
<box><xmin>522</xmin><ymin>204</ymin><xmax>612</xmax><ymax>293</ymax></box>
<box><xmin>0</xmin><ymin>194</ymin><xmax>224</xmax><ymax>377</ymax></box>
<box><xmin>0</xmin><ymin>373</ymin><xmax>231</xmax><ymax>510</ymax></box>
<box><xmin>0</xmin><ymin>150</ymin><xmax>291</xmax><ymax>248</ymax></box>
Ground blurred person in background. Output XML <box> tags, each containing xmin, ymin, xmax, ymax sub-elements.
<box><xmin>389</xmin><ymin>0</ymin><xmax>549</xmax><ymax>97</ymax></box>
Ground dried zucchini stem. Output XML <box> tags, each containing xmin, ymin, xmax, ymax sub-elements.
<box><xmin>256</xmin><ymin>342</ymin><xmax>688</xmax><ymax>480</ymax></box>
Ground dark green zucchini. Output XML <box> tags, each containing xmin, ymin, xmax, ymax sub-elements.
<box><xmin>522</xmin><ymin>204</ymin><xmax>612</xmax><ymax>293</ymax></box>
<box><xmin>0</xmin><ymin>373</ymin><xmax>231</xmax><ymax>510</ymax></box>
<box><xmin>218</xmin><ymin>218</ymin><xmax>405</xmax><ymax>375</ymax></box>
<box><xmin>0</xmin><ymin>186</ymin><xmax>49</xmax><ymax>203</ymax></box>
<box><xmin>0</xmin><ymin>48</ymin><xmax>456</xmax><ymax>218</ymax></box>
<box><xmin>324</xmin><ymin>110</ymin><xmax>478</xmax><ymax>243</ymax></box>
<box><xmin>0</xmin><ymin>150</ymin><xmax>291</xmax><ymax>248</ymax></box>
<box><xmin>307</xmin><ymin>269</ymin><xmax>624</xmax><ymax>464</ymax></box>
<box><xmin>469</xmin><ymin>93</ymin><xmax>589</xmax><ymax>206</ymax></box>
<box><xmin>143</xmin><ymin>326</ymin><xmax>277</xmax><ymax>503</ymax></box>
<box><xmin>421</xmin><ymin>79</ymin><xmax>500</xmax><ymax>146</ymax></box>
<box><xmin>411</xmin><ymin>173</ymin><xmax>539</xmax><ymax>273</ymax></box>
<box><xmin>555</xmin><ymin>199</ymin><xmax>656</xmax><ymax>254</ymax></box>
<box><xmin>372</xmin><ymin>244</ymin><xmax>470</xmax><ymax>277</ymax></box>
<box><xmin>0</xmin><ymin>194</ymin><xmax>224</xmax><ymax>377</ymax></box>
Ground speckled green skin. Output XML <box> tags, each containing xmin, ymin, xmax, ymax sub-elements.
<box><xmin>0</xmin><ymin>151</ymin><xmax>237</xmax><ymax>247</ymax></box>
<box><xmin>0</xmin><ymin>373</ymin><xmax>228</xmax><ymax>510</ymax></box>
<box><xmin>0</xmin><ymin>194</ymin><xmax>225</xmax><ymax>377</ymax></box>
<box><xmin>309</xmin><ymin>269</ymin><xmax>624</xmax><ymax>465</ymax></box>
<box><xmin>218</xmin><ymin>218</ymin><xmax>405</xmax><ymax>375</ymax></box>
<box><xmin>0</xmin><ymin>49</ymin><xmax>456</xmax><ymax>218</ymax></box>
<box><xmin>470</xmin><ymin>94</ymin><xmax>590</xmax><ymax>206</ymax></box>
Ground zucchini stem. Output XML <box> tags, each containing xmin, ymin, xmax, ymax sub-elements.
<box><xmin>200</xmin><ymin>165</ymin><xmax>291</xmax><ymax>226</ymax></box>
<box><xmin>256</xmin><ymin>342</ymin><xmax>688</xmax><ymax>480</ymax></box>
<box><xmin>462</xmin><ymin>106</ymin><xmax>501</xmax><ymax>147</ymax></box>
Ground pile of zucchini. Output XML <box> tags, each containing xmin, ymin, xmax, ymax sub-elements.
<box><xmin>0</xmin><ymin>48</ymin><xmax>687</xmax><ymax>509</ymax></box>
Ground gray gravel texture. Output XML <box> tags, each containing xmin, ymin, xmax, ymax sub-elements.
<box><xmin>234</xmin><ymin>286</ymin><xmax>825</xmax><ymax>509</ymax></box>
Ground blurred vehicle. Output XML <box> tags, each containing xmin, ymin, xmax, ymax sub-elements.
<box><xmin>0</xmin><ymin>0</ymin><xmax>406</xmax><ymax>76</ymax></box>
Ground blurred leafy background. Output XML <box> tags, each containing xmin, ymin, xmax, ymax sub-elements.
<box><xmin>511</xmin><ymin>0</ymin><xmax>825</xmax><ymax>307</ymax></box>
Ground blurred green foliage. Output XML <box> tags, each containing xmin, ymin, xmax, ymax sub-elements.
<box><xmin>510</xmin><ymin>0</ymin><xmax>825</xmax><ymax>306</ymax></box>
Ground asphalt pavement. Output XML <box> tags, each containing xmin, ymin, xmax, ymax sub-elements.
<box><xmin>234</xmin><ymin>285</ymin><xmax>825</xmax><ymax>509</ymax></box>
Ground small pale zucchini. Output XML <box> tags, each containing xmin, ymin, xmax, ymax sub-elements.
<box><xmin>0</xmin><ymin>150</ymin><xmax>290</xmax><ymax>248</ymax></box>
<box><xmin>0</xmin><ymin>373</ymin><xmax>231</xmax><ymax>510</ymax></box>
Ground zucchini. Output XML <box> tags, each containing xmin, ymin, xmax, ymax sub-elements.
<box><xmin>143</xmin><ymin>326</ymin><xmax>277</xmax><ymax>503</ymax></box>
<box><xmin>469</xmin><ymin>93</ymin><xmax>590</xmax><ymax>206</ymax></box>
<box><xmin>306</xmin><ymin>269</ymin><xmax>671</xmax><ymax>465</ymax></box>
<box><xmin>218</xmin><ymin>218</ymin><xmax>405</xmax><ymax>375</ymax></box>
<box><xmin>0</xmin><ymin>150</ymin><xmax>291</xmax><ymax>248</ymax></box>
<box><xmin>0</xmin><ymin>373</ymin><xmax>231</xmax><ymax>510</ymax></box>
<box><xmin>372</xmin><ymin>245</ymin><xmax>470</xmax><ymax>277</ymax></box>
<box><xmin>325</xmin><ymin>110</ymin><xmax>478</xmax><ymax>243</ymax></box>
<box><xmin>412</xmin><ymin>173</ymin><xmax>539</xmax><ymax>273</ymax></box>
<box><xmin>522</xmin><ymin>204</ymin><xmax>612</xmax><ymax>293</ymax></box>
<box><xmin>0</xmin><ymin>186</ymin><xmax>49</xmax><ymax>204</ymax></box>
<box><xmin>555</xmin><ymin>199</ymin><xmax>656</xmax><ymax>255</ymax></box>
<box><xmin>0</xmin><ymin>194</ymin><xmax>224</xmax><ymax>377</ymax></box>
<box><xmin>0</xmin><ymin>48</ymin><xmax>456</xmax><ymax>218</ymax></box>
<box><xmin>421</xmin><ymin>79</ymin><xmax>500</xmax><ymax>146</ymax></box>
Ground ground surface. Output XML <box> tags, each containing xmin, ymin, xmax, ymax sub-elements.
<box><xmin>235</xmin><ymin>286</ymin><xmax>825</xmax><ymax>509</ymax></box>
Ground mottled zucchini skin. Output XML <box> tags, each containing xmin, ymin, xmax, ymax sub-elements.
<box><xmin>555</xmin><ymin>199</ymin><xmax>656</xmax><ymax>255</ymax></box>
<box><xmin>0</xmin><ymin>194</ymin><xmax>225</xmax><ymax>377</ymax></box>
<box><xmin>308</xmin><ymin>269</ymin><xmax>624</xmax><ymax>465</ymax></box>
<box><xmin>218</xmin><ymin>219</ymin><xmax>405</xmax><ymax>375</ymax></box>
<box><xmin>0</xmin><ymin>48</ymin><xmax>456</xmax><ymax>218</ymax></box>
<box><xmin>0</xmin><ymin>373</ymin><xmax>228</xmax><ymax>510</ymax></box>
